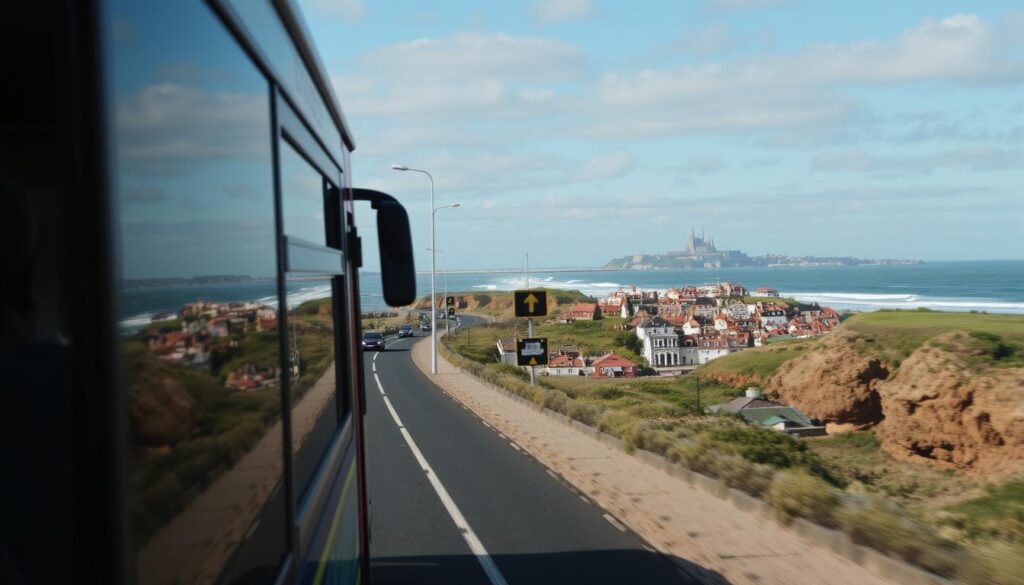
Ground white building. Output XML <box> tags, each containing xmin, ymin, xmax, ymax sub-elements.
<box><xmin>637</xmin><ymin>317</ymin><xmax>681</xmax><ymax>367</ymax></box>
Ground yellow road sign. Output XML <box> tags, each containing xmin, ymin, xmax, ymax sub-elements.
<box><xmin>514</xmin><ymin>290</ymin><xmax>547</xmax><ymax>318</ymax></box>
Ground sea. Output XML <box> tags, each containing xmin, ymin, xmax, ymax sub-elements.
<box><xmin>120</xmin><ymin>260</ymin><xmax>1024</xmax><ymax>328</ymax></box>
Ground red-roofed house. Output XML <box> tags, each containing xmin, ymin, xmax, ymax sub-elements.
<box><xmin>591</xmin><ymin>352</ymin><xmax>637</xmax><ymax>378</ymax></box>
<box><xmin>559</xmin><ymin>302</ymin><xmax>602</xmax><ymax>322</ymax></box>
<box><xmin>545</xmin><ymin>355</ymin><xmax>590</xmax><ymax>376</ymax></box>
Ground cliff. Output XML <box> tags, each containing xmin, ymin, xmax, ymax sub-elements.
<box><xmin>705</xmin><ymin>311</ymin><xmax>1024</xmax><ymax>477</ymax></box>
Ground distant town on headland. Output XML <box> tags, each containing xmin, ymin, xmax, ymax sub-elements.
<box><xmin>603</xmin><ymin>228</ymin><xmax>924</xmax><ymax>270</ymax></box>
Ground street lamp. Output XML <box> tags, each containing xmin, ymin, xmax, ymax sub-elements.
<box><xmin>392</xmin><ymin>163</ymin><xmax>458</xmax><ymax>374</ymax></box>
<box><xmin>427</xmin><ymin>247</ymin><xmax>450</xmax><ymax>335</ymax></box>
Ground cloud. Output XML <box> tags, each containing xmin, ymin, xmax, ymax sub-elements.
<box><xmin>683</xmin><ymin>155</ymin><xmax>725</xmax><ymax>174</ymax></box>
<box><xmin>116</xmin><ymin>83</ymin><xmax>269</xmax><ymax>162</ymax></box>
<box><xmin>811</xmin><ymin>146</ymin><xmax>1024</xmax><ymax>176</ymax></box>
<box><xmin>534</xmin><ymin>0</ymin><xmax>595</xmax><ymax>24</ymax></box>
<box><xmin>585</xmin><ymin>14</ymin><xmax>1022</xmax><ymax>139</ymax></box>
<box><xmin>576</xmin><ymin>152</ymin><xmax>636</xmax><ymax>180</ymax></box>
<box><xmin>333</xmin><ymin>32</ymin><xmax>585</xmax><ymax>121</ymax></box>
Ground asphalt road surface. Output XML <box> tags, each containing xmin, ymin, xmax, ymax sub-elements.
<box><xmin>364</xmin><ymin>316</ymin><xmax>696</xmax><ymax>585</ymax></box>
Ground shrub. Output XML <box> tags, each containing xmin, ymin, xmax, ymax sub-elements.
<box><xmin>960</xmin><ymin>541</ymin><xmax>1024</xmax><ymax>585</ymax></box>
<box><xmin>837</xmin><ymin>496</ymin><xmax>962</xmax><ymax>577</ymax></box>
<box><xmin>770</xmin><ymin>470</ymin><xmax>841</xmax><ymax>527</ymax></box>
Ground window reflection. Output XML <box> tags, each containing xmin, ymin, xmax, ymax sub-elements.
<box><xmin>109</xmin><ymin>1</ymin><xmax>287</xmax><ymax>583</ymax></box>
<box><xmin>285</xmin><ymin>277</ymin><xmax>342</xmax><ymax>503</ymax></box>
<box><xmin>281</xmin><ymin>142</ymin><xmax>329</xmax><ymax>246</ymax></box>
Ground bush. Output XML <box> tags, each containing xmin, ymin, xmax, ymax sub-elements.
<box><xmin>960</xmin><ymin>541</ymin><xmax>1024</xmax><ymax>585</ymax></box>
<box><xmin>837</xmin><ymin>496</ymin><xmax>962</xmax><ymax>577</ymax></box>
<box><xmin>770</xmin><ymin>470</ymin><xmax>841</xmax><ymax>527</ymax></box>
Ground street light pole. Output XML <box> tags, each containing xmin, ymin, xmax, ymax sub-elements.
<box><xmin>393</xmin><ymin>164</ymin><xmax>439</xmax><ymax>373</ymax></box>
<box><xmin>427</xmin><ymin>248</ymin><xmax>450</xmax><ymax>335</ymax></box>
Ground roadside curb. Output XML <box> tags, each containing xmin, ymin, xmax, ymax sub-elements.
<box><xmin>428</xmin><ymin>333</ymin><xmax>954</xmax><ymax>585</ymax></box>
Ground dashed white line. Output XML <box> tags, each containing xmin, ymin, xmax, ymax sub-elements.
<box><xmin>641</xmin><ymin>544</ymin><xmax>656</xmax><ymax>554</ymax></box>
<box><xmin>579</xmin><ymin>495</ymin><xmax>590</xmax><ymax>505</ymax></box>
<box><xmin>509</xmin><ymin>442</ymin><xmax>521</xmax><ymax>451</ymax></box>
<box><xmin>497</xmin><ymin>432</ymin><xmax>507</xmax><ymax>440</ymax></box>
<box><xmin>481</xmin><ymin>421</ymin><xmax>492</xmax><ymax>429</ymax></box>
<box><xmin>603</xmin><ymin>513</ymin><xmax>627</xmax><ymax>533</ymax></box>
<box><xmin>546</xmin><ymin>469</ymin><xmax>559</xmax><ymax>480</ymax></box>
<box><xmin>371</xmin><ymin>365</ymin><xmax>509</xmax><ymax>585</ymax></box>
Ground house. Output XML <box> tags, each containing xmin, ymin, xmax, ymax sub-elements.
<box><xmin>496</xmin><ymin>339</ymin><xmax>517</xmax><ymax>365</ymax></box>
<box><xmin>559</xmin><ymin>302</ymin><xmax>601</xmax><ymax>322</ymax></box>
<box><xmin>208</xmin><ymin>317</ymin><xmax>230</xmax><ymax>338</ymax></box>
<box><xmin>694</xmin><ymin>335</ymin><xmax>730</xmax><ymax>364</ymax></box>
<box><xmin>637</xmin><ymin>317</ymin><xmax>681</xmax><ymax>368</ymax></box>
<box><xmin>755</xmin><ymin>287</ymin><xmax>780</xmax><ymax>297</ymax></box>
<box><xmin>708</xmin><ymin>388</ymin><xmax>825</xmax><ymax>436</ymax></box>
<box><xmin>757</xmin><ymin>304</ymin><xmax>789</xmax><ymax>329</ymax></box>
<box><xmin>545</xmin><ymin>355</ymin><xmax>589</xmax><ymax>376</ymax></box>
<box><xmin>713</xmin><ymin>313</ymin><xmax>736</xmax><ymax>331</ymax></box>
<box><xmin>680</xmin><ymin>318</ymin><xmax>702</xmax><ymax>336</ymax></box>
<box><xmin>553</xmin><ymin>344</ymin><xmax>581</xmax><ymax>359</ymax></box>
<box><xmin>591</xmin><ymin>352</ymin><xmax>638</xmax><ymax>378</ymax></box>
<box><xmin>691</xmin><ymin>298</ymin><xmax>718</xmax><ymax>319</ymax></box>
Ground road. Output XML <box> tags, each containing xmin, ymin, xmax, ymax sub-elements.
<box><xmin>364</xmin><ymin>316</ymin><xmax>694</xmax><ymax>585</ymax></box>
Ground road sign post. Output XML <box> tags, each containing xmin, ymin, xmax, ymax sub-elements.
<box><xmin>516</xmin><ymin>337</ymin><xmax>548</xmax><ymax>367</ymax></box>
<box><xmin>514</xmin><ymin>290</ymin><xmax>547</xmax><ymax>385</ymax></box>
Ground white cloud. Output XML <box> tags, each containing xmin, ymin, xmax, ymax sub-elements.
<box><xmin>116</xmin><ymin>83</ymin><xmax>268</xmax><ymax>161</ymax></box>
<box><xmin>534</xmin><ymin>0</ymin><xmax>595</xmax><ymax>24</ymax></box>
<box><xmin>333</xmin><ymin>32</ymin><xmax>585</xmax><ymax>121</ymax></box>
<box><xmin>811</xmin><ymin>146</ymin><xmax>1024</xmax><ymax>176</ymax></box>
<box><xmin>576</xmin><ymin>152</ymin><xmax>636</xmax><ymax>180</ymax></box>
<box><xmin>586</xmin><ymin>14</ymin><xmax>1021</xmax><ymax>139</ymax></box>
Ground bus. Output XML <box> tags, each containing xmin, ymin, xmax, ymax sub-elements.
<box><xmin>1</xmin><ymin>1</ymin><xmax>414</xmax><ymax>583</ymax></box>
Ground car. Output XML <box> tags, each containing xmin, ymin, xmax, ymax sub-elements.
<box><xmin>361</xmin><ymin>331</ymin><xmax>385</xmax><ymax>351</ymax></box>
<box><xmin>420</xmin><ymin>321</ymin><xmax>431</xmax><ymax>331</ymax></box>
<box><xmin>398</xmin><ymin>325</ymin><xmax>414</xmax><ymax>338</ymax></box>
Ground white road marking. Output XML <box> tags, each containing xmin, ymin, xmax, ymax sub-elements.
<box><xmin>546</xmin><ymin>469</ymin><xmax>559</xmax><ymax>480</ymax></box>
<box><xmin>642</xmin><ymin>544</ymin><xmax>656</xmax><ymax>553</ymax></box>
<box><xmin>603</xmin><ymin>513</ymin><xmax>627</xmax><ymax>533</ymax></box>
<box><xmin>372</xmin><ymin>368</ymin><xmax>509</xmax><ymax>585</ymax></box>
<box><xmin>579</xmin><ymin>495</ymin><xmax>590</xmax><ymax>505</ymax></box>
<box><xmin>509</xmin><ymin>442</ymin><xmax>521</xmax><ymax>451</ymax></box>
<box><xmin>481</xmin><ymin>421</ymin><xmax>492</xmax><ymax>429</ymax></box>
<box><xmin>497</xmin><ymin>432</ymin><xmax>507</xmax><ymax>440</ymax></box>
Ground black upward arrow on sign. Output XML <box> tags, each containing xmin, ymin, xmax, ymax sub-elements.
<box><xmin>513</xmin><ymin>290</ymin><xmax>547</xmax><ymax>318</ymax></box>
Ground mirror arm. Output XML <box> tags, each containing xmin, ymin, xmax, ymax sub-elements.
<box><xmin>352</xmin><ymin>188</ymin><xmax>400</xmax><ymax>210</ymax></box>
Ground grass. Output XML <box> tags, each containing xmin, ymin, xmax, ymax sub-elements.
<box><xmin>696</xmin><ymin>338</ymin><xmax>812</xmax><ymax>384</ymax></box>
<box><xmin>843</xmin><ymin>310</ymin><xmax>1024</xmax><ymax>368</ymax></box>
<box><xmin>943</xmin><ymin>481</ymin><xmax>1024</xmax><ymax>543</ymax></box>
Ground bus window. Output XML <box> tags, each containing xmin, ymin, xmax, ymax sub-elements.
<box><xmin>281</xmin><ymin>144</ymin><xmax>329</xmax><ymax>247</ymax></box>
<box><xmin>108</xmin><ymin>1</ymin><xmax>287</xmax><ymax>582</ymax></box>
<box><xmin>278</xmin><ymin>140</ymin><xmax>350</xmax><ymax>504</ymax></box>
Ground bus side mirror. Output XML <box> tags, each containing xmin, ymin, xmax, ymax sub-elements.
<box><xmin>352</xmin><ymin>188</ymin><xmax>416</xmax><ymax>307</ymax></box>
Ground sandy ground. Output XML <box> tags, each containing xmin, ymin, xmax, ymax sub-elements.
<box><xmin>412</xmin><ymin>338</ymin><xmax>899</xmax><ymax>585</ymax></box>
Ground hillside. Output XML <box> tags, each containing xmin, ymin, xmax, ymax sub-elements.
<box><xmin>698</xmin><ymin>310</ymin><xmax>1024</xmax><ymax>477</ymax></box>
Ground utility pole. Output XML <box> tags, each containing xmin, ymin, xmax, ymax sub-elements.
<box><xmin>526</xmin><ymin>252</ymin><xmax>535</xmax><ymax>387</ymax></box>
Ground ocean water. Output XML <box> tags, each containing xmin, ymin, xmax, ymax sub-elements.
<box><xmin>120</xmin><ymin>260</ymin><xmax>1024</xmax><ymax>326</ymax></box>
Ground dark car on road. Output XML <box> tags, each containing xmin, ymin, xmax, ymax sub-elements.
<box><xmin>398</xmin><ymin>325</ymin><xmax>414</xmax><ymax>338</ymax></box>
<box><xmin>361</xmin><ymin>331</ymin><xmax>385</xmax><ymax>351</ymax></box>
<box><xmin>420</xmin><ymin>320</ymin><xmax>431</xmax><ymax>331</ymax></box>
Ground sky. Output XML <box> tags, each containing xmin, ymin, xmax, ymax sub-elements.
<box><xmin>291</xmin><ymin>0</ymin><xmax>1024</xmax><ymax>270</ymax></box>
